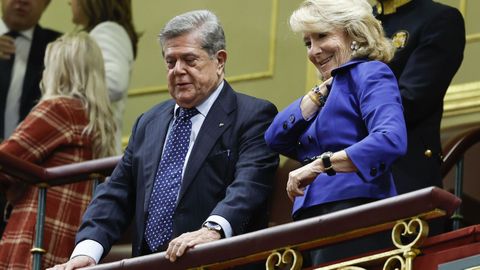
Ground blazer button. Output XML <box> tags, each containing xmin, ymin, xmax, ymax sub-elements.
<box><xmin>424</xmin><ymin>149</ymin><xmax>432</xmax><ymax>158</ymax></box>
<box><xmin>297</xmin><ymin>141</ymin><xmax>302</xmax><ymax>147</ymax></box>
<box><xmin>283</xmin><ymin>121</ymin><xmax>288</xmax><ymax>130</ymax></box>
<box><xmin>379</xmin><ymin>162</ymin><xmax>386</xmax><ymax>171</ymax></box>
<box><xmin>289</xmin><ymin>114</ymin><xmax>295</xmax><ymax>123</ymax></box>
<box><xmin>308</xmin><ymin>135</ymin><xmax>314</xmax><ymax>143</ymax></box>
<box><xmin>370</xmin><ymin>167</ymin><xmax>377</xmax><ymax>177</ymax></box>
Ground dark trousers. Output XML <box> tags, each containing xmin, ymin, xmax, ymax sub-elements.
<box><xmin>293</xmin><ymin>198</ymin><xmax>393</xmax><ymax>267</ymax></box>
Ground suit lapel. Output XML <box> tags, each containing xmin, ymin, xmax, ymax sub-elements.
<box><xmin>21</xmin><ymin>25</ymin><xmax>44</xmax><ymax>119</ymax></box>
<box><xmin>142</xmin><ymin>102</ymin><xmax>175</xmax><ymax>212</ymax></box>
<box><xmin>178</xmin><ymin>83</ymin><xmax>236</xmax><ymax>201</ymax></box>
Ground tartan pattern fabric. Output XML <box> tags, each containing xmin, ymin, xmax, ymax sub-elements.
<box><xmin>144</xmin><ymin>107</ymin><xmax>198</xmax><ymax>252</ymax></box>
<box><xmin>0</xmin><ymin>97</ymin><xmax>94</xmax><ymax>270</ymax></box>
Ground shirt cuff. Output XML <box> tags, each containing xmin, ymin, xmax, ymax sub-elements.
<box><xmin>206</xmin><ymin>215</ymin><xmax>233</xmax><ymax>238</ymax></box>
<box><xmin>71</xmin><ymin>239</ymin><xmax>104</xmax><ymax>264</ymax></box>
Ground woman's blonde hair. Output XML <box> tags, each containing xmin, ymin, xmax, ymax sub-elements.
<box><xmin>290</xmin><ymin>0</ymin><xmax>395</xmax><ymax>63</ymax></box>
<box><xmin>41</xmin><ymin>32</ymin><xmax>116</xmax><ymax>158</ymax></box>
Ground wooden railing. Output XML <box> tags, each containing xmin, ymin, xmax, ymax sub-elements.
<box><xmin>441</xmin><ymin>126</ymin><xmax>480</xmax><ymax>229</ymax></box>
<box><xmin>85</xmin><ymin>187</ymin><xmax>460</xmax><ymax>270</ymax></box>
<box><xmin>0</xmin><ymin>151</ymin><xmax>121</xmax><ymax>270</ymax></box>
<box><xmin>0</xmin><ymin>126</ymin><xmax>477</xmax><ymax>269</ymax></box>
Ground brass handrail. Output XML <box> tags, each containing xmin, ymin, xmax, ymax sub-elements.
<box><xmin>86</xmin><ymin>187</ymin><xmax>460</xmax><ymax>270</ymax></box>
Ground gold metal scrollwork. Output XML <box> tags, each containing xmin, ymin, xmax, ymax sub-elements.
<box><xmin>266</xmin><ymin>248</ymin><xmax>303</xmax><ymax>270</ymax></box>
<box><xmin>391</xmin><ymin>217</ymin><xmax>429</xmax><ymax>249</ymax></box>
<box><xmin>383</xmin><ymin>255</ymin><xmax>405</xmax><ymax>270</ymax></box>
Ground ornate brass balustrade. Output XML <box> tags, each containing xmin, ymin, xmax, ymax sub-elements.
<box><xmin>86</xmin><ymin>187</ymin><xmax>459</xmax><ymax>270</ymax></box>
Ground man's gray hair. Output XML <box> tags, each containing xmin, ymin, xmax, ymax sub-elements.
<box><xmin>159</xmin><ymin>10</ymin><xmax>226</xmax><ymax>57</ymax></box>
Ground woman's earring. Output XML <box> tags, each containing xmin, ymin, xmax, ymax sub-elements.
<box><xmin>350</xmin><ymin>41</ymin><xmax>359</xmax><ymax>52</ymax></box>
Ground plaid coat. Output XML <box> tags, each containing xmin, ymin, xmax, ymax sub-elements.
<box><xmin>0</xmin><ymin>97</ymin><xmax>94</xmax><ymax>269</ymax></box>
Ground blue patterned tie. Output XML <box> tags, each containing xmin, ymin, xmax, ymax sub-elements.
<box><xmin>144</xmin><ymin>107</ymin><xmax>199</xmax><ymax>252</ymax></box>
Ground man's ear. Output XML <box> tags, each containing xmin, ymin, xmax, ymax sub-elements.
<box><xmin>216</xmin><ymin>50</ymin><xmax>227</xmax><ymax>73</ymax></box>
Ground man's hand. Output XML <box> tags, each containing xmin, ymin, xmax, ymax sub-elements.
<box><xmin>165</xmin><ymin>227</ymin><xmax>221</xmax><ymax>262</ymax></box>
<box><xmin>46</xmin><ymin>255</ymin><xmax>96</xmax><ymax>270</ymax></box>
<box><xmin>0</xmin><ymin>35</ymin><xmax>15</xmax><ymax>60</ymax></box>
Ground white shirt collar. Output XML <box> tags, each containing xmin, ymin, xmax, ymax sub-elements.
<box><xmin>0</xmin><ymin>19</ymin><xmax>35</xmax><ymax>41</ymax></box>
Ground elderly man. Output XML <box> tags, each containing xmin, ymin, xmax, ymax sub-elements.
<box><xmin>49</xmin><ymin>9</ymin><xmax>279</xmax><ymax>269</ymax></box>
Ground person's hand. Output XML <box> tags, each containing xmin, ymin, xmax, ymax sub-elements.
<box><xmin>165</xmin><ymin>227</ymin><xmax>221</xmax><ymax>262</ymax></box>
<box><xmin>0</xmin><ymin>35</ymin><xmax>16</xmax><ymax>60</ymax></box>
<box><xmin>46</xmin><ymin>255</ymin><xmax>96</xmax><ymax>270</ymax></box>
<box><xmin>286</xmin><ymin>160</ymin><xmax>322</xmax><ymax>201</ymax></box>
<box><xmin>318</xmin><ymin>77</ymin><xmax>333</xmax><ymax>96</ymax></box>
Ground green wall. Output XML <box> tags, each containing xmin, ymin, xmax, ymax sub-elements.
<box><xmin>2</xmin><ymin>0</ymin><xmax>478</xmax><ymax>141</ymax></box>
<box><xmin>38</xmin><ymin>0</ymin><xmax>307</xmax><ymax>141</ymax></box>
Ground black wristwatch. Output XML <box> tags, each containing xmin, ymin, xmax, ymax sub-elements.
<box><xmin>319</xmin><ymin>151</ymin><xmax>336</xmax><ymax>176</ymax></box>
<box><xmin>202</xmin><ymin>221</ymin><xmax>225</xmax><ymax>238</ymax></box>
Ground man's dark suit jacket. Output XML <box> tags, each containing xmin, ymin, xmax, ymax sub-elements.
<box><xmin>375</xmin><ymin>0</ymin><xmax>465</xmax><ymax>194</ymax></box>
<box><xmin>76</xmin><ymin>81</ymin><xmax>279</xmax><ymax>258</ymax></box>
<box><xmin>0</xmin><ymin>24</ymin><xmax>61</xmax><ymax>135</ymax></box>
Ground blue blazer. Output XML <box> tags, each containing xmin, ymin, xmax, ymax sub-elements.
<box><xmin>265</xmin><ymin>59</ymin><xmax>407</xmax><ymax>216</ymax></box>
<box><xmin>76</xmin><ymin>81</ymin><xmax>279</xmax><ymax>257</ymax></box>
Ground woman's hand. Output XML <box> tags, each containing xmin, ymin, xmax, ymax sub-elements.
<box><xmin>301</xmin><ymin>77</ymin><xmax>333</xmax><ymax>119</ymax></box>
<box><xmin>286</xmin><ymin>150</ymin><xmax>357</xmax><ymax>201</ymax></box>
<box><xmin>317</xmin><ymin>77</ymin><xmax>333</xmax><ymax>96</ymax></box>
<box><xmin>286</xmin><ymin>160</ymin><xmax>323</xmax><ymax>201</ymax></box>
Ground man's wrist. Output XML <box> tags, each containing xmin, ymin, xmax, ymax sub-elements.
<box><xmin>202</xmin><ymin>221</ymin><xmax>225</xmax><ymax>238</ymax></box>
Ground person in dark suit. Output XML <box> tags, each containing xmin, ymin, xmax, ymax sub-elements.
<box><xmin>374</xmin><ymin>0</ymin><xmax>465</xmax><ymax>194</ymax></box>
<box><xmin>0</xmin><ymin>0</ymin><xmax>61</xmax><ymax>139</ymax></box>
<box><xmin>48</xmin><ymin>9</ymin><xmax>279</xmax><ymax>270</ymax></box>
<box><xmin>0</xmin><ymin>0</ymin><xmax>61</xmax><ymax>237</ymax></box>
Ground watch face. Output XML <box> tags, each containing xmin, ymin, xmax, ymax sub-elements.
<box><xmin>204</xmin><ymin>222</ymin><xmax>221</xmax><ymax>231</ymax></box>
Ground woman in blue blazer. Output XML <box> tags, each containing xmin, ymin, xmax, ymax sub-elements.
<box><xmin>265</xmin><ymin>0</ymin><xmax>407</xmax><ymax>265</ymax></box>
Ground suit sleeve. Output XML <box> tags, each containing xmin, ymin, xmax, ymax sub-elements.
<box><xmin>264</xmin><ymin>97</ymin><xmax>314</xmax><ymax>160</ymax></box>
<box><xmin>398</xmin><ymin>8</ymin><xmax>465</xmax><ymax>126</ymax></box>
<box><xmin>346</xmin><ymin>63</ymin><xmax>407</xmax><ymax>181</ymax></box>
<box><xmin>210</xmin><ymin>99</ymin><xmax>279</xmax><ymax>235</ymax></box>
<box><xmin>75</xmin><ymin>114</ymin><xmax>143</xmax><ymax>256</ymax></box>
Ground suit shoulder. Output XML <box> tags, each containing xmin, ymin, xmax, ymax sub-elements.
<box><xmin>353</xmin><ymin>60</ymin><xmax>394</xmax><ymax>79</ymax></box>
<box><xmin>234</xmin><ymin>91</ymin><xmax>276</xmax><ymax>110</ymax></box>
<box><xmin>427</xmin><ymin>1</ymin><xmax>463</xmax><ymax>21</ymax></box>
<box><xmin>38</xmin><ymin>26</ymin><xmax>62</xmax><ymax>41</ymax></box>
<box><xmin>139</xmin><ymin>100</ymin><xmax>174</xmax><ymax>120</ymax></box>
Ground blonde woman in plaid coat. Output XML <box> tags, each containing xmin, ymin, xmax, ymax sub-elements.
<box><xmin>0</xmin><ymin>32</ymin><xmax>116</xmax><ymax>269</ymax></box>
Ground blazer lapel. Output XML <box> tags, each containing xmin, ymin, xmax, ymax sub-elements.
<box><xmin>142</xmin><ymin>103</ymin><xmax>175</xmax><ymax>212</ymax></box>
<box><xmin>178</xmin><ymin>83</ymin><xmax>236</xmax><ymax>201</ymax></box>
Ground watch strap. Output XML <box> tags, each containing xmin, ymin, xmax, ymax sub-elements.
<box><xmin>320</xmin><ymin>151</ymin><xmax>336</xmax><ymax>176</ymax></box>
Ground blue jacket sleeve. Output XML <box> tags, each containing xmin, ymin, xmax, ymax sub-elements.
<box><xmin>264</xmin><ymin>97</ymin><xmax>314</xmax><ymax>160</ymax></box>
<box><xmin>345</xmin><ymin>62</ymin><xmax>407</xmax><ymax>181</ymax></box>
